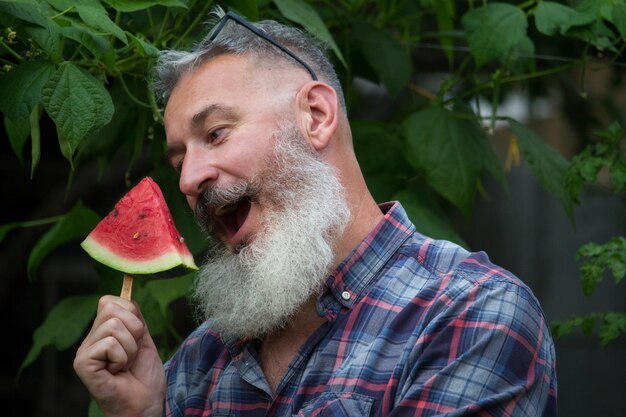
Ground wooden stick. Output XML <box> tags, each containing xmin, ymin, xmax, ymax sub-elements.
<box><xmin>120</xmin><ymin>274</ymin><xmax>133</xmax><ymax>300</ymax></box>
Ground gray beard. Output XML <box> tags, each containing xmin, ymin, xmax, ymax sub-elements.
<box><xmin>192</xmin><ymin>124</ymin><xmax>351</xmax><ymax>340</ymax></box>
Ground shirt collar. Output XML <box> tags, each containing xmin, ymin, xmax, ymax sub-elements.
<box><xmin>317</xmin><ymin>201</ymin><xmax>415</xmax><ymax>317</ymax></box>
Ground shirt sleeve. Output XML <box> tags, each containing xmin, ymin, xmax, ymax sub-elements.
<box><xmin>389</xmin><ymin>275</ymin><xmax>557</xmax><ymax>417</ymax></box>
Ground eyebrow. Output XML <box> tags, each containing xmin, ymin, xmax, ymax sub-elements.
<box><xmin>191</xmin><ymin>103</ymin><xmax>239</xmax><ymax>130</ymax></box>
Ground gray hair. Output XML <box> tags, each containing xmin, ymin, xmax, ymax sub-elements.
<box><xmin>153</xmin><ymin>9</ymin><xmax>346</xmax><ymax>113</ymax></box>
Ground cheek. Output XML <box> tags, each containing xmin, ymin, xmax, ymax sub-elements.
<box><xmin>228</xmin><ymin>150</ymin><xmax>266</xmax><ymax>178</ymax></box>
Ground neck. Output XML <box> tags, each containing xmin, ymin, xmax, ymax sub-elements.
<box><xmin>258</xmin><ymin>296</ymin><xmax>326</xmax><ymax>394</ymax></box>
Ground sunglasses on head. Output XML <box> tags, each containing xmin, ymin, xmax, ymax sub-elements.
<box><xmin>208</xmin><ymin>11</ymin><xmax>319</xmax><ymax>81</ymax></box>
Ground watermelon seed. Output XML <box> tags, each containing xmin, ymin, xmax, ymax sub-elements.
<box><xmin>133</xmin><ymin>232</ymin><xmax>140</xmax><ymax>239</ymax></box>
<box><xmin>138</xmin><ymin>212</ymin><xmax>146</xmax><ymax>219</ymax></box>
<box><xmin>111</xmin><ymin>209</ymin><xmax>119</xmax><ymax>217</ymax></box>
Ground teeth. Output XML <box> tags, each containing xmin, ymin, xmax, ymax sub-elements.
<box><xmin>214</xmin><ymin>203</ymin><xmax>237</xmax><ymax>216</ymax></box>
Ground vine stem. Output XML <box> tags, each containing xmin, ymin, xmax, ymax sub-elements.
<box><xmin>0</xmin><ymin>39</ymin><xmax>24</xmax><ymax>62</ymax></box>
<box><xmin>444</xmin><ymin>61</ymin><xmax>581</xmax><ymax>105</ymax></box>
<box><xmin>118</xmin><ymin>74</ymin><xmax>152</xmax><ymax>108</ymax></box>
<box><xmin>517</xmin><ymin>0</ymin><xmax>537</xmax><ymax>10</ymax></box>
<box><xmin>173</xmin><ymin>1</ymin><xmax>214</xmax><ymax>49</ymax></box>
<box><xmin>16</xmin><ymin>215</ymin><xmax>64</xmax><ymax>228</ymax></box>
<box><xmin>50</xmin><ymin>6</ymin><xmax>74</xmax><ymax>19</ymax></box>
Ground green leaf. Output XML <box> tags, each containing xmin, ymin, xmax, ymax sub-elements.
<box><xmin>351</xmin><ymin>120</ymin><xmax>411</xmax><ymax>202</ymax></box>
<box><xmin>351</xmin><ymin>18</ymin><xmax>412</xmax><ymax>96</ymax></box>
<box><xmin>89</xmin><ymin>400</ymin><xmax>106</xmax><ymax>417</ymax></box>
<box><xmin>394</xmin><ymin>189</ymin><xmax>467</xmax><ymax>247</ymax></box>
<box><xmin>0</xmin><ymin>1</ymin><xmax>49</xmax><ymax>27</ymax></box>
<box><xmin>30</xmin><ymin>105</ymin><xmax>41</xmax><ymax>178</ymax></box>
<box><xmin>127</xmin><ymin>32</ymin><xmax>159</xmax><ymax>58</ymax></box>
<box><xmin>0</xmin><ymin>60</ymin><xmax>55</xmax><ymax>124</ymax></box>
<box><xmin>611</xmin><ymin>160</ymin><xmax>626</xmax><ymax>194</ymax></box>
<box><xmin>575</xmin><ymin>0</ymin><xmax>614</xmax><ymax>21</ymax></box>
<box><xmin>551</xmin><ymin>318</ymin><xmax>576</xmax><ymax>338</ymax></box>
<box><xmin>18</xmin><ymin>295</ymin><xmax>98</xmax><ymax>375</ymax></box>
<box><xmin>534</xmin><ymin>1</ymin><xmax>587</xmax><ymax>36</ymax></box>
<box><xmin>461</xmin><ymin>2</ymin><xmax>528</xmax><ymax>68</ymax></box>
<box><xmin>0</xmin><ymin>222</ymin><xmax>21</xmax><ymax>244</ymax></box>
<box><xmin>102</xmin><ymin>0</ymin><xmax>187</xmax><ymax>12</ymax></box>
<box><xmin>4</xmin><ymin>115</ymin><xmax>30</xmax><ymax>164</ymax></box>
<box><xmin>41</xmin><ymin>63</ymin><xmax>114</xmax><ymax>162</ymax></box>
<box><xmin>0</xmin><ymin>63</ymin><xmax>49</xmax><ymax>175</ymax></box>
<box><xmin>224</xmin><ymin>0</ymin><xmax>259</xmax><ymax>21</ymax></box>
<box><xmin>507</xmin><ymin>118</ymin><xmax>574</xmax><ymax>223</ymax></box>
<box><xmin>27</xmin><ymin>201</ymin><xmax>101</xmax><ymax>281</ymax></box>
<box><xmin>612</xmin><ymin>3</ymin><xmax>626</xmax><ymax>39</ymax></box>
<box><xmin>579</xmin><ymin>314</ymin><xmax>598</xmax><ymax>336</ymax></box>
<box><xmin>566</xmin><ymin>148</ymin><xmax>602</xmax><ymax>201</ymax></box>
<box><xmin>134</xmin><ymin>283</ymin><xmax>170</xmax><ymax>336</ymax></box>
<box><xmin>403</xmin><ymin>106</ymin><xmax>493</xmax><ymax>214</ymax></box>
<box><xmin>25</xmin><ymin>23</ymin><xmax>63</xmax><ymax>63</ymax></box>
<box><xmin>0</xmin><ymin>214</ymin><xmax>64</xmax><ymax>244</ymax></box>
<box><xmin>433</xmin><ymin>0</ymin><xmax>455</xmax><ymax>66</ymax></box>
<box><xmin>566</xmin><ymin>20</ymin><xmax>616</xmax><ymax>51</ymax></box>
<box><xmin>552</xmin><ymin>312</ymin><xmax>626</xmax><ymax>346</ymax></box>
<box><xmin>75</xmin><ymin>79</ymin><xmax>137</xmax><ymax>164</ymax></box>
<box><xmin>144</xmin><ymin>273</ymin><xmax>194</xmax><ymax>316</ymax></box>
<box><xmin>272</xmin><ymin>0</ymin><xmax>346</xmax><ymax>68</ymax></box>
<box><xmin>571</xmin><ymin>0</ymin><xmax>626</xmax><ymax>42</ymax></box>
<box><xmin>599</xmin><ymin>313</ymin><xmax>626</xmax><ymax>346</ymax></box>
<box><xmin>577</xmin><ymin>237</ymin><xmax>626</xmax><ymax>296</ymax></box>
<box><xmin>74</xmin><ymin>0</ymin><xmax>127</xmax><ymax>43</ymax></box>
<box><xmin>580</xmin><ymin>261</ymin><xmax>605</xmax><ymax>297</ymax></box>
<box><xmin>54</xmin><ymin>15</ymin><xmax>113</xmax><ymax>60</ymax></box>
<box><xmin>566</xmin><ymin>121</ymin><xmax>626</xmax><ymax>199</ymax></box>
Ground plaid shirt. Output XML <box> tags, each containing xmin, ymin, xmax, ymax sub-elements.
<box><xmin>163</xmin><ymin>202</ymin><xmax>557</xmax><ymax>416</ymax></box>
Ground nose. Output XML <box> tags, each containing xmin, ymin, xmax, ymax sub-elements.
<box><xmin>178</xmin><ymin>147</ymin><xmax>219</xmax><ymax>199</ymax></box>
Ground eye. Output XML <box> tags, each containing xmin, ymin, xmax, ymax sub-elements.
<box><xmin>174</xmin><ymin>157</ymin><xmax>184</xmax><ymax>174</ymax></box>
<box><xmin>166</xmin><ymin>148</ymin><xmax>185</xmax><ymax>174</ymax></box>
<box><xmin>207</xmin><ymin>126</ymin><xmax>229</xmax><ymax>144</ymax></box>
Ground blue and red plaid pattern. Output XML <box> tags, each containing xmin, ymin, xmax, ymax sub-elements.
<box><xmin>163</xmin><ymin>202</ymin><xmax>557</xmax><ymax>416</ymax></box>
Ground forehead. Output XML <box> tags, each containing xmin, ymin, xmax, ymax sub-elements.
<box><xmin>164</xmin><ymin>54</ymin><xmax>255</xmax><ymax>122</ymax></box>
<box><xmin>165</xmin><ymin>53</ymin><xmax>307</xmax><ymax>126</ymax></box>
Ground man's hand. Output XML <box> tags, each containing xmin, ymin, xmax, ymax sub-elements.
<box><xmin>74</xmin><ymin>295</ymin><xmax>166</xmax><ymax>417</ymax></box>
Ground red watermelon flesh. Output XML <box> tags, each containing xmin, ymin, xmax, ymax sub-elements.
<box><xmin>81</xmin><ymin>177</ymin><xmax>198</xmax><ymax>275</ymax></box>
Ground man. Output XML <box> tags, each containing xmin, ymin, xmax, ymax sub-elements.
<box><xmin>74</xmin><ymin>9</ymin><xmax>557</xmax><ymax>417</ymax></box>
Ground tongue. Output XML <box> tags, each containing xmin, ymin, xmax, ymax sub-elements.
<box><xmin>219</xmin><ymin>199</ymin><xmax>251</xmax><ymax>238</ymax></box>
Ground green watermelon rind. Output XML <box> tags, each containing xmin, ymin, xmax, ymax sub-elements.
<box><xmin>81</xmin><ymin>230</ymin><xmax>198</xmax><ymax>275</ymax></box>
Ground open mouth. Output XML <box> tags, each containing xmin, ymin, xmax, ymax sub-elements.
<box><xmin>213</xmin><ymin>197</ymin><xmax>252</xmax><ymax>240</ymax></box>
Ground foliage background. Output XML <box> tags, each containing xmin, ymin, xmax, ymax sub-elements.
<box><xmin>0</xmin><ymin>0</ymin><xmax>625</xmax><ymax>416</ymax></box>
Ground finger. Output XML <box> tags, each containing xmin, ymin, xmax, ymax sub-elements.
<box><xmin>95</xmin><ymin>295</ymin><xmax>141</xmax><ymax>322</ymax></box>
<box><xmin>93</xmin><ymin>334</ymin><xmax>131</xmax><ymax>374</ymax></box>
<box><xmin>74</xmin><ymin>332</ymin><xmax>130</xmax><ymax>377</ymax></box>
<box><xmin>88</xmin><ymin>297</ymin><xmax>145</xmax><ymax>342</ymax></box>
<box><xmin>102</xmin><ymin>335</ymin><xmax>130</xmax><ymax>374</ymax></box>
<box><xmin>89</xmin><ymin>316</ymin><xmax>141</xmax><ymax>366</ymax></box>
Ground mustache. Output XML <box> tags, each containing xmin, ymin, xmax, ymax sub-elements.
<box><xmin>194</xmin><ymin>181</ymin><xmax>257</xmax><ymax>234</ymax></box>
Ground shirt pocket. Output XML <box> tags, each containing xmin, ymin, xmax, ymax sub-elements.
<box><xmin>295</xmin><ymin>392</ymin><xmax>374</xmax><ymax>417</ymax></box>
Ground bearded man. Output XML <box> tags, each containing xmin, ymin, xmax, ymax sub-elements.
<box><xmin>74</xmin><ymin>9</ymin><xmax>557</xmax><ymax>417</ymax></box>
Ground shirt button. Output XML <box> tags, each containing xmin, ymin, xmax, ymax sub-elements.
<box><xmin>341</xmin><ymin>291</ymin><xmax>351</xmax><ymax>301</ymax></box>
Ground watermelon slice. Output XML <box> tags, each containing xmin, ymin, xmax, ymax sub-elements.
<box><xmin>81</xmin><ymin>177</ymin><xmax>198</xmax><ymax>276</ymax></box>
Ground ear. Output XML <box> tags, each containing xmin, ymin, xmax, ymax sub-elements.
<box><xmin>295</xmin><ymin>82</ymin><xmax>339</xmax><ymax>151</ymax></box>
